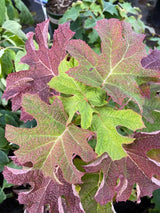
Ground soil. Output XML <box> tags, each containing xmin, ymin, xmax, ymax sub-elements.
<box><xmin>45</xmin><ymin>0</ymin><xmax>74</xmax><ymax>14</ymax></box>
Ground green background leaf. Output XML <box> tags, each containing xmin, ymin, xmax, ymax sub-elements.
<box><xmin>0</xmin><ymin>0</ymin><xmax>5</xmax><ymax>26</ymax></box>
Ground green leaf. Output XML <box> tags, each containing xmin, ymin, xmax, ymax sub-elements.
<box><xmin>62</xmin><ymin>96</ymin><xmax>95</xmax><ymax>129</ymax></box>
<box><xmin>0</xmin><ymin>188</ymin><xmax>6</xmax><ymax>204</ymax></box>
<box><xmin>88</xmin><ymin>29</ymin><xmax>99</xmax><ymax>44</ymax></box>
<box><xmin>103</xmin><ymin>1</ymin><xmax>118</xmax><ymax>15</ymax></box>
<box><xmin>90</xmin><ymin>3</ymin><xmax>103</xmax><ymax>16</ymax></box>
<box><xmin>92</xmin><ymin>106</ymin><xmax>144</xmax><ymax>160</ymax></box>
<box><xmin>2</xmin><ymin>32</ymin><xmax>25</xmax><ymax>47</ymax></box>
<box><xmin>5</xmin><ymin>0</ymin><xmax>19</xmax><ymax>20</ymax></box>
<box><xmin>15</xmin><ymin>50</ymin><xmax>29</xmax><ymax>72</ymax></box>
<box><xmin>0</xmin><ymin>127</ymin><xmax>9</xmax><ymax>151</ymax></box>
<box><xmin>0</xmin><ymin>179</ymin><xmax>13</xmax><ymax>204</ymax></box>
<box><xmin>118</xmin><ymin>2</ymin><xmax>139</xmax><ymax>16</ymax></box>
<box><xmin>0</xmin><ymin>91</ymin><xmax>8</xmax><ymax>106</ymax></box>
<box><xmin>5</xmin><ymin>94</ymin><xmax>96</xmax><ymax>183</ymax></box>
<box><xmin>150</xmin><ymin>189</ymin><xmax>160</xmax><ymax>212</ymax></box>
<box><xmin>142</xmin><ymin>84</ymin><xmax>160</xmax><ymax>123</ymax></box>
<box><xmin>49</xmin><ymin>58</ymin><xmax>107</xmax><ymax>129</ymax></box>
<box><xmin>0</xmin><ymin>109</ymin><xmax>20</xmax><ymax>128</ymax></box>
<box><xmin>2</xmin><ymin>20</ymin><xmax>27</xmax><ymax>40</ymax></box>
<box><xmin>59</xmin><ymin>5</ymin><xmax>82</xmax><ymax>24</ymax></box>
<box><xmin>147</xmin><ymin>148</ymin><xmax>160</xmax><ymax>164</ymax></box>
<box><xmin>84</xmin><ymin>16</ymin><xmax>97</xmax><ymax>29</ymax></box>
<box><xmin>2</xmin><ymin>179</ymin><xmax>13</xmax><ymax>189</ymax></box>
<box><xmin>14</xmin><ymin>0</ymin><xmax>34</xmax><ymax>25</ymax></box>
<box><xmin>79</xmin><ymin>173</ymin><xmax>114</xmax><ymax>212</ymax></box>
<box><xmin>0</xmin><ymin>49</ymin><xmax>5</xmax><ymax>58</ymax></box>
<box><xmin>0</xmin><ymin>150</ymin><xmax>9</xmax><ymax>172</ymax></box>
<box><xmin>124</xmin><ymin>16</ymin><xmax>146</xmax><ymax>34</ymax></box>
<box><xmin>142</xmin><ymin>111</ymin><xmax>160</xmax><ymax>132</ymax></box>
<box><xmin>0</xmin><ymin>0</ymin><xmax>5</xmax><ymax>26</ymax></box>
<box><xmin>0</xmin><ymin>48</ymin><xmax>15</xmax><ymax>77</ymax></box>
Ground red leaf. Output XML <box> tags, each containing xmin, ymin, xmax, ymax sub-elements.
<box><xmin>3</xmin><ymin>167</ymin><xmax>84</xmax><ymax>213</ymax></box>
<box><xmin>66</xmin><ymin>19</ymin><xmax>160</xmax><ymax>108</ymax></box>
<box><xmin>2</xmin><ymin>20</ymin><xmax>74</xmax><ymax>121</ymax></box>
<box><xmin>83</xmin><ymin>131</ymin><xmax>160</xmax><ymax>205</ymax></box>
<box><xmin>141</xmin><ymin>50</ymin><xmax>160</xmax><ymax>71</ymax></box>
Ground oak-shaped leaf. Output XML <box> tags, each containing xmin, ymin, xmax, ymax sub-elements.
<box><xmin>2</xmin><ymin>19</ymin><xmax>75</xmax><ymax>121</ymax></box>
<box><xmin>83</xmin><ymin>131</ymin><xmax>160</xmax><ymax>205</ymax></box>
<box><xmin>91</xmin><ymin>106</ymin><xmax>144</xmax><ymax>160</ymax></box>
<box><xmin>49</xmin><ymin>57</ymin><xmax>107</xmax><ymax>129</ymax></box>
<box><xmin>5</xmin><ymin>94</ymin><xmax>96</xmax><ymax>184</ymax></box>
<box><xmin>3</xmin><ymin>167</ymin><xmax>84</xmax><ymax>213</ymax></box>
<box><xmin>66</xmin><ymin>18</ymin><xmax>160</xmax><ymax>109</ymax></box>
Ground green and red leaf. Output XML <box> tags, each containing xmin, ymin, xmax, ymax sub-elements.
<box><xmin>5</xmin><ymin>94</ymin><xmax>96</xmax><ymax>184</ymax></box>
<box><xmin>66</xmin><ymin>19</ymin><xmax>160</xmax><ymax>109</ymax></box>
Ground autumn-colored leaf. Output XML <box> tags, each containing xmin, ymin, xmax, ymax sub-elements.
<box><xmin>3</xmin><ymin>167</ymin><xmax>84</xmax><ymax>213</ymax></box>
<box><xmin>123</xmin><ymin>131</ymin><xmax>160</xmax><ymax>181</ymax></box>
<box><xmin>141</xmin><ymin>49</ymin><xmax>160</xmax><ymax>70</ymax></box>
<box><xmin>5</xmin><ymin>94</ymin><xmax>96</xmax><ymax>184</ymax></box>
<box><xmin>2</xmin><ymin>19</ymin><xmax>74</xmax><ymax>121</ymax></box>
<box><xmin>66</xmin><ymin>18</ymin><xmax>160</xmax><ymax>109</ymax></box>
<box><xmin>83</xmin><ymin>131</ymin><xmax>160</xmax><ymax>205</ymax></box>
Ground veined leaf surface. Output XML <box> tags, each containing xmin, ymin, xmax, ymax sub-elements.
<box><xmin>5</xmin><ymin>94</ymin><xmax>96</xmax><ymax>184</ymax></box>
<box><xmin>83</xmin><ymin>131</ymin><xmax>160</xmax><ymax>204</ymax></box>
<box><xmin>3</xmin><ymin>167</ymin><xmax>84</xmax><ymax>213</ymax></box>
<box><xmin>3</xmin><ymin>20</ymin><xmax>74</xmax><ymax>121</ymax></box>
<box><xmin>66</xmin><ymin>19</ymin><xmax>160</xmax><ymax>108</ymax></box>
<box><xmin>92</xmin><ymin>106</ymin><xmax>144</xmax><ymax>160</ymax></box>
<box><xmin>49</xmin><ymin>58</ymin><xmax>106</xmax><ymax>129</ymax></box>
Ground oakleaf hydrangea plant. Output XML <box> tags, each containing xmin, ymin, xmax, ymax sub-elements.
<box><xmin>2</xmin><ymin>18</ymin><xmax>160</xmax><ymax>212</ymax></box>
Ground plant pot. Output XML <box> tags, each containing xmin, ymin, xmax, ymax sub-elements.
<box><xmin>45</xmin><ymin>0</ymin><xmax>74</xmax><ymax>34</ymax></box>
<box><xmin>47</xmin><ymin>9</ymin><xmax>63</xmax><ymax>33</ymax></box>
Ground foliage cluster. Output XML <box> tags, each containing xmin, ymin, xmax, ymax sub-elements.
<box><xmin>1</xmin><ymin>0</ymin><xmax>160</xmax><ymax>212</ymax></box>
<box><xmin>0</xmin><ymin>0</ymin><xmax>33</xmax><ymax>204</ymax></box>
<box><xmin>59</xmin><ymin>0</ymin><xmax>155</xmax><ymax>53</ymax></box>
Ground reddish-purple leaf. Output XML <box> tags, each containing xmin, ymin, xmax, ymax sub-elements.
<box><xmin>66</xmin><ymin>19</ymin><xmax>160</xmax><ymax>108</ymax></box>
<box><xmin>2</xmin><ymin>19</ymin><xmax>74</xmax><ymax>121</ymax></box>
<box><xmin>123</xmin><ymin>131</ymin><xmax>160</xmax><ymax>181</ymax></box>
<box><xmin>84</xmin><ymin>131</ymin><xmax>160</xmax><ymax>205</ymax></box>
<box><xmin>3</xmin><ymin>167</ymin><xmax>84</xmax><ymax>213</ymax></box>
<box><xmin>141</xmin><ymin>50</ymin><xmax>160</xmax><ymax>70</ymax></box>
